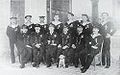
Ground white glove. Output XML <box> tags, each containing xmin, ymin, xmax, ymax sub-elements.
<box><xmin>91</xmin><ymin>46</ymin><xmax>98</xmax><ymax>49</ymax></box>
<box><xmin>35</xmin><ymin>44</ymin><xmax>40</xmax><ymax>48</ymax></box>
<box><xmin>106</xmin><ymin>33</ymin><xmax>111</xmax><ymax>38</ymax></box>
<box><xmin>89</xmin><ymin>42</ymin><xmax>92</xmax><ymax>44</ymax></box>
<box><xmin>58</xmin><ymin>44</ymin><xmax>62</xmax><ymax>48</ymax></box>
<box><xmin>62</xmin><ymin>45</ymin><xmax>68</xmax><ymax>49</ymax></box>
<box><xmin>48</xmin><ymin>40</ymin><xmax>50</xmax><ymax>44</ymax></box>
<box><xmin>72</xmin><ymin>44</ymin><xmax>76</xmax><ymax>49</ymax></box>
<box><xmin>26</xmin><ymin>45</ymin><xmax>32</xmax><ymax>48</ymax></box>
<box><xmin>52</xmin><ymin>44</ymin><xmax>57</xmax><ymax>46</ymax></box>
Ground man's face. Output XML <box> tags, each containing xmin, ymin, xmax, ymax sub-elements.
<box><xmin>63</xmin><ymin>28</ymin><xmax>68</xmax><ymax>34</ymax></box>
<box><xmin>49</xmin><ymin>26</ymin><xmax>54</xmax><ymax>32</ymax></box>
<box><xmin>82</xmin><ymin>16</ymin><xmax>88</xmax><ymax>22</ymax></box>
<box><xmin>77</xmin><ymin>27</ymin><xmax>83</xmax><ymax>33</ymax></box>
<box><xmin>68</xmin><ymin>14</ymin><xmax>73</xmax><ymax>20</ymax></box>
<box><xmin>39</xmin><ymin>18</ymin><xmax>45</xmax><ymax>22</ymax></box>
<box><xmin>93</xmin><ymin>28</ymin><xmax>99</xmax><ymax>34</ymax></box>
<box><xmin>35</xmin><ymin>27</ymin><xmax>40</xmax><ymax>33</ymax></box>
<box><xmin>10</xmin><ymin>19</ymin><xmax>17</xmax><ymax>24</ymax></box>
<box><xmin>54</xmin><ymin>15</ymin><xmax>59</xmax><ymax>21</ymax></box>
<box><xmin>21</xmin><ymin>28</ymin><xmax>28</xmax><ymax>33</ymax></box>
<box><xmin>26</xmin><ymin>17</ymin><xmax>31</xmax><ymax>22</ymax></box>
<box><xmin>101</xmin><ymin>14</ymin><xmax>108</xmax><ymax>20</ymax></box>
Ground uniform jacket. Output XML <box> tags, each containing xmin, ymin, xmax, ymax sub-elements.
<box><xmin>30</xmin><ymin>32</ymin><xmax>45</xmax><ymax>47</ymax></box>
<box><xmin>87</xmin><ymin>33</ymin><xmax>103</xmax><ymax>55</ymax></box>
<box><xmin>22</xmin><ymin>23</ymin><xmax>35</xmax><ymax>34</ymax></box>
<box><xmin>6</xmin><ymin>25</ymin><xmax>20</xmax><ymax>42</ymax></box>
<box><xmin>99</xmin><ymin>21</ymin><xmax>116</xmax><ymax>37</ymax></box>
<box><xmin>46</xmin><ymin>30</ymin><xmax>60</xmax><ymax>46</ymax></box>
<box><xmin>37</xmin><ymin>23</ymin><xmax>48</xmax><ymax>34</ymax></box>
<box><xmin>80</xmin><ymin>22</ymin><xmax>93</xmax><ymax>36</ymax></box>
<box><xmin>17</xmin><ymin>31</ymin><xmax>32</xmax><ymax>50</ymax></box>
<box><xmin>75</xmin><ymin>32</ymin><xmax>85</xmax><ymax>48</ymax></box>
<box><xmin>60</xmin><ymin>33</ymin><xmax>71</xmax><ymax>48</ymax></box>
<box><xmin>50</xmin><ymin>22</ymin><xmax>63</xmax><ymax>34</ymax></box>
<box><xmin>64</xmin><ymin>21</ymin><xmax>78</xmax><ymax>44</ymax></box>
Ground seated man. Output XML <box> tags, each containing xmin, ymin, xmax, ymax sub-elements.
<box><xmin>46</xmin><ymin>24</ymin><xmax>59</xmax><ymax>67</ymax></box>
<box><xmin>81</xmin><ymin>27</ymin><xmax>103</xmax><ymax>73</ymax></box>
<box><xmin>74</xmin><ymin>25</ymin><xmax>86</xmax><ymax>68</ymax></box>
<box><xmin>57</xmin><ymin>26</ymin><xmax>71</xmax><ymax>68</ymax></box>
<box><xmin>31</xmin><ymin>24</ymin><xmax>45</xmax><ymax>68</ymax></box>
<box><xmin>18</xmin><ymin>25</ymin><xmax>32</xmax><ymax>68</ymax></box>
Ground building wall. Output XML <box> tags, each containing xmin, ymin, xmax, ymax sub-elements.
<box><xmin>25</xmin><ymin>0</ymin><xmax>47</xmax><ymax>23</ymax></box>
<box><xmin>72</xmin><ymin>0</ymin><xmax>92</xmax><ymax>18</ymax></box>
<box><xmin>0</xmin><ymin>0</ymin><xmax>10</xmax><ymax>57</ymax></box>
<box><xmin>72</xmin><ymin>0</ymin><xmax>113</xmax><ymax>18</ymax></box>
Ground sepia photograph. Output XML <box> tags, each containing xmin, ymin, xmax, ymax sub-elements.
<box><xmin>0</xmin><ymin>0</ymin><xmax>120</xmax><ymax>75</ymax></box>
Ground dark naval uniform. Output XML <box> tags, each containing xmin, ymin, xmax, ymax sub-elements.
<box><xmin>74</xmin><ymin>32</ymin><xmax>86</xmax><ymax>67</ymax></box>
<box><xmin>45</xmin><ymin>29</ymin><xmax>60</xmax><ymax>67</ymax></box>
<box><xmin>81</xmin><ymin>33</ymin><xmax>103</xmax><ymax>73</ymax></box>
<box><xmin>38</xmin><ymin>23</ymin><xmax>48</xmax><ymax>34</ymax></box>
<box><xmin>6</xmin><ymin>25</ymin><xmax>20</xmax><ymax>63</ymax></box>
<box><xmin>22</xmin><ymin>23</ymin><xmax>35</xmax><ymax>34</ymax></box>
<box><xmin>50</xmin><ymin>22</ymin><xmax>63</xmax><ymax>34</ymax></box>
<box><xmin>80</xmin><ymin>22</ymin><xmax>93</xmax><ymax>66</ymax></box>
<box><xmin>31</xmin><ymin>29</ymin><xmax>45</xmax><ymax>67</ymax></box>
<box><xmin>58</xmin><ymin>32</ymin><xmax>72</xmax><ymax>68</ymax></box>
<box><xmin>64</xmin><ymin>21</ymin><xmax>77</xmax><ymax>39</ymax></box>
<box><xmin>99</xmin><ymin>21</ymin><xmax>116</xmax><ymax>67</ymax></box>
<box><xmin>17</xmin><ymin>27</ymin><xmax>32</xmax><ymax>68</ymax></box>
<box><xmin>64</xmin><ymin>20</ymin><xmax>82</xmax><ymax>66</ymax></box>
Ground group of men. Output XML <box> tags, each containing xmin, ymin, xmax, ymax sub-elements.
<box><xmin>6</xmin><ymin>12</ymin><xmax>116</xmax><ymax>73</ymax></box>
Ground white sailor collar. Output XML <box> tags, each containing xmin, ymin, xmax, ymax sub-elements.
<box><xmin>91</xmin><ymin>33</ymin><xmax>101</xmax><ymax>39</ymax></box>
<box><xmin>52</xmin><ymin>21</ymin><xmax>62</xmax><ymax>25</ymax></box>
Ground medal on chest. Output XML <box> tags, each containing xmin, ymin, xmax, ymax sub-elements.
<box><xmin>54</xmin><ymin>34</ymin><xmax>57</xmax><ymax>37</ymax></box>
<box><xmin>104</xmin><ymin>25</ymin><xmax>108</xmax><ymax>30</ymax></box>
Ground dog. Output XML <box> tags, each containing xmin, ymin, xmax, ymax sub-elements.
<box><xmin>58</xmin><ymin>54</ymin><xmax>65</xmax><ymax>68</ymax></box>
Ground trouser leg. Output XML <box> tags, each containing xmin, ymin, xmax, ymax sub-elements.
<box><xmin>80</xmin><ymin>52</ymin><xmax>87</xmax><ymax>67</ymax></box>
<box><xmin>67</xmin><ymin>48</ymin><xmax>74</xmax><ymax>65</ymax></box>
<box><xmin>46</xmin><ymin>53</ymin><xmax>51</xmax><ymax>67</ymax></box>
<box><xmin>74</xmin><ymin>52</ymin><xmax>79</xmax><ymax>67</ymax></box>
<box><xmin>63</xmin><ymin>49</ymin><xmax>69</xmax><ymax>68</ymax></box>
<box><xmin>106</xmin><ymin>39</ymin><xmax>111</xmax><ymax>66</ymax></box>
<box><xmin>56</xmin><ymin>48</ymin><xmax>62</xmax><ymax>66</ymax></box>
<box><xmin>102</xmin><ymin>38</ymin><xmax>111</xmax><ymax>66</ymax></box>
<box><xmin>42</xmin><ymin>47</ymin><xmax>46</xmax><ymax>64</ymax></box>
<box><xmin>33</xmin><ymin>48</ymin><xmax>39</xmax><ymax>65</ymax></box>
<box><xmin>9</xmin><ymin>40</ymin><xmax>15</xmax><ymax>63</ymax></box>
<box><xmin>52</xmin><ymin>47</ymin><xmax>57</xmax><ymax>64</ymax></box>
<box><xmin>102</xmin><ymin>46</ymin><xmax>106</xmax><ymax>66</ymax></box>
<box><xmin>84</xmin><ymin>55</ymin><xmax>94</xmax><ymax>70</ymax></box>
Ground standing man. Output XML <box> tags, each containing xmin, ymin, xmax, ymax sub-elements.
<box><xmin>38</xmin><ymin>16</ymin><xmax>47</xmax><ymax>64</ymax></box>
<box><xmin>23</xmin><ymin>15</ymin><xmax>34</xmax><ymax>34</ymax></box>
<box><xmin>64</xmin><ymin>12</ymin><xmax>78</xmax><ymax>65</ymax></box>
<box><xmin>38</xmin><ymin>16</ymin><xmax>48</xmax><ymax>34</ymax></box>
<box><xmin>51</xmin><ymin>14</ymin><xmax>63</xmax><ymax>34</ymax></box>
<box><xmin>100</xmin><ymin>12</ymin><xmax>116</xmax><ymax>68</ymax></box>
<box><xmin>6</xmin><ymin>17</ymin><xmax>20</xmax><ymax>64</ymax></box>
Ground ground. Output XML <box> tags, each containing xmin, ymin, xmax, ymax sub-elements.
<box><xmin>0</xmin><ymin>57</ymin><xmax>119</xmax><ymax>75</ymax></box>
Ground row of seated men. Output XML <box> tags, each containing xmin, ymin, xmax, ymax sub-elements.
<box><xmin>6</xmin><ymin>12</ymin><xmax>116</xmax><ymax>73</ymax></box>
